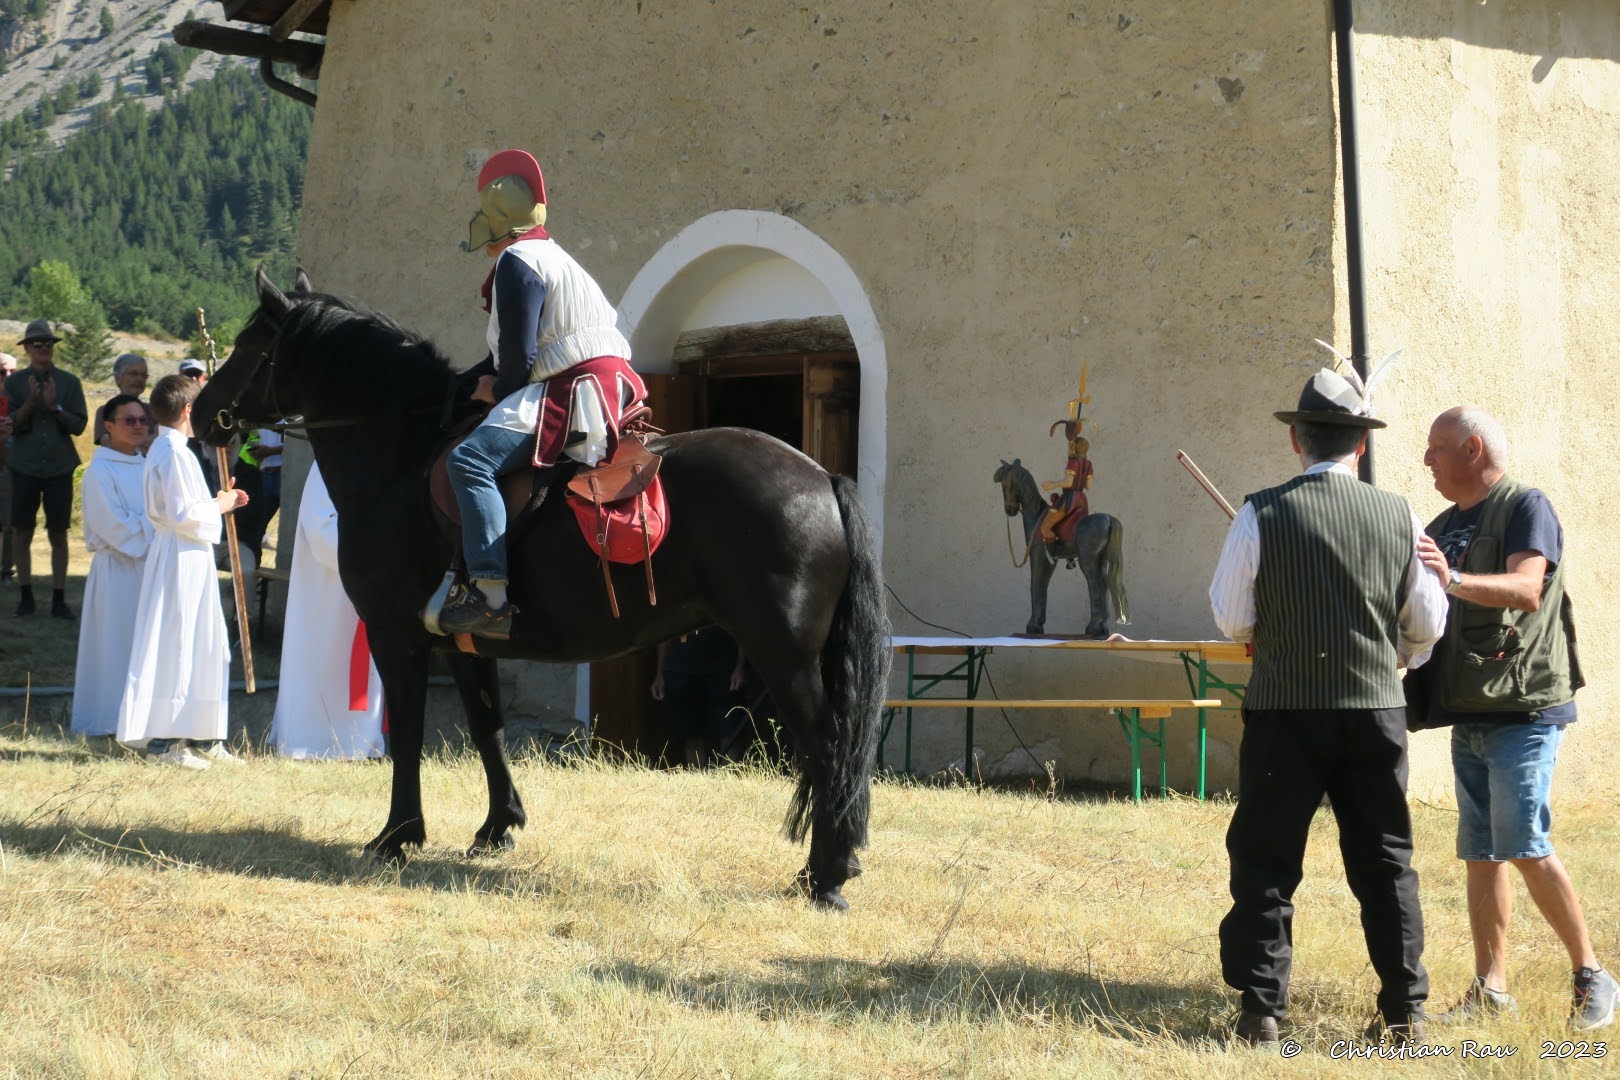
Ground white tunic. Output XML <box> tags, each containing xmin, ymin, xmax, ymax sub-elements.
<box><xmin>70</xmin><ymin>447</ymin><xmax>153</xmax><ymax>736</ymax></box>
<box><xmin>116</xmin><ymin>427</ymin><xmax>231</xmax><ymax>747</ymax></box>
<box><xmin>272</xmin><ymin>465</ymin><xmax>385</xmax><ymax>759</ymax></box>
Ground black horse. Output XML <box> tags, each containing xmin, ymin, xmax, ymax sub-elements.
<box><xmin>994</xmin><ymin>458</ymin><xmax>1130</xmax><ymax>637</ymax></box>
<box><xmin>196</xmin><ymin>268</ymin><xmax>890</xmax><ymax>910</ymax></box>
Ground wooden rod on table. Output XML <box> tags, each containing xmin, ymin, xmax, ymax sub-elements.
<box><xmin>1176</xmin><ymin>450</ymin><xmax>1237</xmax><ymax>521</ymax></box>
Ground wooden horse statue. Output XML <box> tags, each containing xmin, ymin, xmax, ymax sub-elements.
<box><xmin>994</xmin><ymin>458</ymin><xmax>1130</xmax><ymax>637</ymax></box>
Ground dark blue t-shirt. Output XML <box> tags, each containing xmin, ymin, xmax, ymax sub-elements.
<box><xmin>1430</xmin><ymin>488</ymin><xmax>1575</xmax><ymax>726</ymax></box>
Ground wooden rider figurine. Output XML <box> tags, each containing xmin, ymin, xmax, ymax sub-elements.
<box><xmin>1040</xmin><ymin>424</ymin><xmax>1092</xmax><ymax>542</ymax></box>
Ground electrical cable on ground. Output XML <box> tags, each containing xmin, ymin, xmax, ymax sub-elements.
<box><xmin>884</xmin><ymin>583</ymin><xmax>1048</xmax><ymax>780</ymax></box>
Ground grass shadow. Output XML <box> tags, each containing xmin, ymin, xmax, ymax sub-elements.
<box><xmin>0</xmin><ymin>817</ymin><xmax>561</xmax><ymax>898</ymax></box>
<box><xmin>591</xmin><ymin>956</ymin><xmax>1229</xmax><ymax>1045</ymax></box>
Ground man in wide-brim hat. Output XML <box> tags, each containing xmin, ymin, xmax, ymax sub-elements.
<box><xmin>439</xmin><ymin>149</ymin><xmax>640</xmax><ymax>639</ymax></box>
<box><xmin>5</xmin><ymin>317</ymin><xmax>87</xmax><ymax>618</ymax></box>
<box><xmin>1208</xmin><ymin>361</ymin><xmax>1449</xmax><ymax>1047</ymax></box>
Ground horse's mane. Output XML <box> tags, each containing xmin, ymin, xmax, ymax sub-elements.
<box><xmin>277</xmin><ymin>291</ymin><xmax>457</xmax><ymax>412</ymax></box>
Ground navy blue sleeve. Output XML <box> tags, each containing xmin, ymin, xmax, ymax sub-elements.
<box><xmin>1506</xmin><ymin>489</ymin><xmax>1562</xmax><ymax>568</ymax></box>
<box><xmin>490</xmin><ymin>251</ymin><xmax>547</xmax><ymax>401</ymax></box>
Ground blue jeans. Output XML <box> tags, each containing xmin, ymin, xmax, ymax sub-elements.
<box><xmin>1453</xmin><ymin>722</ymin><xmax>1563</xmax><ymax>861</ymax></box>
<box><xmin>446</xmin><ymin>424</ymin><xmax>533</xmax><ymax>582</ymax></box>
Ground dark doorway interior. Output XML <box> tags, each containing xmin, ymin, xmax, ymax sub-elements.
<box><xmin>589</xmin><ymin>317</ymin><xmax>861</xmax><ymax>763</ymax></box>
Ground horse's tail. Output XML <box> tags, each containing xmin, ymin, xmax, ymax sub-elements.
<box><xmin>786</xmin><ymin>475</ymin><xmax>891</xmax><ymax>849</ymax></box>
<box><xmin>1106</xmin><ymin>515</ymin><xmax>1131</xmax><ymax>625</ymax></box>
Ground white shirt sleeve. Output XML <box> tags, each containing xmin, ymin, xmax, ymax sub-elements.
<box><xmin>1209</xmin><ymin>502</ymin><xmax>1259</xmax><ymax>643</ymax></box>
<box><xmin>1399</xmin><ymin>506</ymin><xmax>1449</xmax><ymax>668</ymax></box>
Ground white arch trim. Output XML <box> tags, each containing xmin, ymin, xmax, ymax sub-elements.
<box><xmin>618</xmin><ymin>210</ymin><xmax>886</xmax><ymax>557</ymax></box>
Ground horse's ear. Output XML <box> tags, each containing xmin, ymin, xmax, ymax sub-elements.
<box><xmin>256</xmin><ymin>264</ymin><xmax>289</xmax><ymax>318</ymax></box>
<box><xmin>293</xmin><ymin>266</ymin><xmax>314</xmax><ymax>294</ymax></box>
<box><xmin>1012</xmin><ymin>457</ymin><xmax>1021</xmax><ymax>468</ymax></box>
<box><xmin>1000</xmin><ymin>458</ymin><xmax>1008</xmax><ymax>467</ymax></box>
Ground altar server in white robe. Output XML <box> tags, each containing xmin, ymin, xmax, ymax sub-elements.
<box><xmin>273</xmin><ymin>463</ymin><xmax>385</xmax><ymax>759</ymax></box>
<box><xmin>70</xmin><ymin>395</ymin><xmax>154</xmax><ymax>736</ymax></box>
<box><xmin>117</xmin><ymin>375</ymin><xmax>250</xmax><ymax>767</ymax></box>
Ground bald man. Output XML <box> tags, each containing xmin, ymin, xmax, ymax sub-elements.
<box><xmin>1414</xmin><ymin>406</ymin><xmax>1613</xmax><ymax>1031</ymax></box>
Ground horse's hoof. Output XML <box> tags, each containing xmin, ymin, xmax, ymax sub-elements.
<box><xmin>360</xmin><ymin>844</ymin><xmax>407</xmax><ymax>868</ymax></box>
<box><xmin>811</xmin><ymin>889</ymin><xmax>849</xmax><ymax>913</ymax></box>
<box><xmin>466</xmin><ymin>833</ymin><xmax>515</xmax><ymax>857</ymax></box>
<box><xmin>847</xmin><ymin>852</ymin><xmax>863</xmax><ymax>878</ymax></box>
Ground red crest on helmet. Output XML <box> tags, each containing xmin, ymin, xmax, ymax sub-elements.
<box><xmin>477</xmin><ymin>149</ymin><xmax>547</xmax><ymax>204</ymax></box>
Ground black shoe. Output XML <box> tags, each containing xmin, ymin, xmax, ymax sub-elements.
<box><xmin>1234</xmin><ymin>1011</ymin><xmax>1279</xmax><ymax>1046</ymax></box>
<box><xmin>50</xmin><ymin>602</ymin><xmax>75</xmax><ymax>620</ymax></box>
<box><xmin>1365</xmin><ymin>1008</ymin><xmax>1426</xmax><ymax>1046</ymax></box>
<box><xmin>437</xmin><ymin>585</ymin><xmax>515</xmax><ymax>639</ymax></box>
<box><xmin>15</xmin><ymin>593</ymin><xmax>34</xmax><ymax>617</ymax></box>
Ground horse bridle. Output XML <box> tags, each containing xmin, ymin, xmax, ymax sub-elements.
<box><xmin>214</xmin><ymin>304</ymin><xmax>447</xmax><ymax>437</ymax></box>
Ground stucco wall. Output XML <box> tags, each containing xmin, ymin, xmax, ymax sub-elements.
<box><xmin>1333</xmin><ymin>2</ymin><xmax>1620</xmax><ymax>800</ymax></box>
<box><xmin>296</xmin><ymin>0</ymin><xmax>1347</xmax><ymax>786</ymax></box>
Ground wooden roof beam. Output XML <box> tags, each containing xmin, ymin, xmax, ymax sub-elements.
<box><xmin>271</xmin><ymin>0</ymin><xmax>326</xmax><ymax>41</ymax></box>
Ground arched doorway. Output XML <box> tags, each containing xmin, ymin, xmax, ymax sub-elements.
<box><xmin>584</xmin><ymin>212</ymin><xmax>888</xmax><ymax>757</ymax></box>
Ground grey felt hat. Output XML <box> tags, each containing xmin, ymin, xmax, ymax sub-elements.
<box><xmin>1273</xmin><ymin>368</ymin><xmax>1387</xmax><ymax>429</ymax></box>
<box><xmin>18</xmin><ymin>318</ymin><xmax>61</xmax><ymax>345</ymax></box>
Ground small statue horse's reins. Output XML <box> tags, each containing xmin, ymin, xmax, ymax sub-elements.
<box><xmin>1006</xmin><ymin>516</ymin><xmax>1040</xmax><ymax>568</ymax></box>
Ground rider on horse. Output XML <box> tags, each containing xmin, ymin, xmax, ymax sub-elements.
<box><xmin>438</xmin><ymin>149</ymin><xmax>638</xmax><ymax>638</ymax></box>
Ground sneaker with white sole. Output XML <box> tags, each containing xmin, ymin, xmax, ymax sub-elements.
<box><xmin>153</xmin><ymin>744</ymin><xmax>211</xmax><ymax>771</ymax></box>
<box><xmin>1573</xmin><ymin>966</ymin><xmax>1618</xmax><ymax>1031</ymax></box>
<box><xmin>196</xmin><ymin>742</ymin><xmax>244</xmax><ymax>764</ymax></box>
<box><xmin>1437</xmin><ymin>977</ymin><xmax>1519</xmax><ymax>1023</ymax></box>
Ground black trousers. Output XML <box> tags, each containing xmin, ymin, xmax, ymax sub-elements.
<box><xmin>1219</xmin><ymin>707</ymin><xmax>1427</xmax><ymax>1022</ymax></box>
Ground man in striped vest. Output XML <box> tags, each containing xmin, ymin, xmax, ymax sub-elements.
<box><xmin>1209</xmin><ymin>364</ymin><xmax>1449</xmax><ymax>1047</ymax></box>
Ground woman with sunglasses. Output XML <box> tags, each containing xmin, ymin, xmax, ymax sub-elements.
<box><xmin>70</xmin><ymin>394</ymin><xmax>154</xmax><ymax>739</ymax></box>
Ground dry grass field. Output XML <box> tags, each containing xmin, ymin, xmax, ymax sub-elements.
<box><xmin>1</xmin><ymin>730</ymin><xmax>1615</xmax><ymax>1078</ymax></box>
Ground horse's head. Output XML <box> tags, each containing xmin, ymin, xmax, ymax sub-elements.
<box><xmin>993</xmin><ymin>458</ymin><xmax>1026</xmax><ymax>517</ymax></box>
<box><xmin>195</xmin><ymin>265</ymin><xmax>313</xmax><ymax>447</ymax></box>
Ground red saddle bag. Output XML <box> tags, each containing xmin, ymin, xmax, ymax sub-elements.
<box><xmin>565</xmin><ymin>433</ymin><xmax>668</xmax><ymax>617</ymax></box>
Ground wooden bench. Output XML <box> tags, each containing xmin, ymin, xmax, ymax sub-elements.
<box><xmin>254</xmin><ymin>566</ymin><xmax>291</xmax><ymax>637</ymax></box>
<box><xmin>883</xmin><ymin>696</ymin><xmax>1221</xmax><ymax>802</ymax></box>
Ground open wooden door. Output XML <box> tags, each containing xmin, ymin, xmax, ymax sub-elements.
<box><xmin>587</xmin><ymin>317</ymin><xmax>862</xmax><ymax>764</ymax></box>
<box><xmin>587</xmin><ymin>372</ymin><xmax>699</xmax><ymax>762</ymax></box>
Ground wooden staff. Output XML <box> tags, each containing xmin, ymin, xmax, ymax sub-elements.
<box><xmin>196</xmin><ymin>307</ymin><xmax>256</xmax><ymax>693</ymax></box>
<box><xmin>1176</xmin><ymin>450</ymin><xmax>1237</xmax><ymax>521</ymax></box>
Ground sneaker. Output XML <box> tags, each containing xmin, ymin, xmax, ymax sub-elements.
<box><xmin>1233</xmin><ymin>1011</ymin><xmax>1279</xmax><ymax>1047</ymax></box>
<box><xmin>437</xmin><ymin>584</ymin><xmax>515</xmax><ymax>639</ymax></box>
<box><xmin>1437</xmin><ymin>978</ymin><xmax>1518</xmax><ymax>1023</ymax></box>
<box><xmin>153</xmin><ymin>744</ymin><xmax>211</xmax><ymax>771</ymax></box>
<box><xmin>1573</xmin><ymin>966</ymin><xmax>1618</xmax><ymax>1031</ymax></box>
<box><xmin>196</xmin><ymin>742</ymin><xmax>244</xmax><ymax>765</ymax></box>
<box><xmin>1365</xmin><ymin>1009</ymin><xmax>1426</xmax><ymax>1046</ymax></box>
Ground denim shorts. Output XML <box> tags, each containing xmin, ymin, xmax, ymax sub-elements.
<box><xmin>1452</xmin><ymin>722</ymin><xmax>1562</xmax><ymax>861</ymax></box>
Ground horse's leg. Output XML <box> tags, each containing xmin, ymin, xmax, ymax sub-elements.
<box><xmin>1083</xmin><ymin>542</ymin><xmax>1109</xmax><ymax>639</ymax></box>
<box><xmin>448</xmin><ymin>652</ymin><xmax>527</xmax><ymax>856</ymax></box>
<box><xmin>762</xmin><ymin>662</ymin><xmax>857</xmax><ymax>912</ymax></box>
<box><xmin>1028</xmin><ymin>547</ymin><xmax>1055</xmax><ymax>635</ymax></box>
<box><xmin>364</xmin><ymin>636</ymin><xmax>430</xmax><ymax>862</ymax></box>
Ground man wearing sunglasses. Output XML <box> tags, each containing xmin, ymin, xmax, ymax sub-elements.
<box><xmin>71</xmin><ymin>394</ymin><xmax>153</xmax><ymax>738</ymax></box>
<box><xmin>5</xmin><ymin>319</ymin><xmax>88</xmax><ymax>618</ymax></box>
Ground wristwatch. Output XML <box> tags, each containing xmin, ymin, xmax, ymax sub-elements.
<box><xmin>1445</xmin><ymin>567</ymin><xmax>1463</xmax><ymax>595</ymax></box>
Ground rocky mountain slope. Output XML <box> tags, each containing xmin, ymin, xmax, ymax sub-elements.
<box><xmin>0</xmin><ymin>0</ymin><xmax>228</xmax><ymax>143</ymax></box>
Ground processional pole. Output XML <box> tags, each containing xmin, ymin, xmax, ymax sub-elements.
<box><xmin>196</xmin><ymin>307</ymin><xmax>256</xmax><ymax>693</ymax></box>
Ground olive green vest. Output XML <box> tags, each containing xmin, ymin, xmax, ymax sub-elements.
<box><xmin>1247</xmin><ymin>470</ymin><xmax>1412</xmax><ymax>710</ymax></box>
<box><xmin>1426</xmin><ymin>477</ymin><xmax>1583</xmax><ymax>713</ymax></box>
